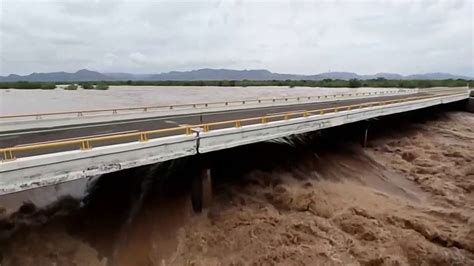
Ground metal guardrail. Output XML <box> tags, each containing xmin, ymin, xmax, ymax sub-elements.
<box><xmin>1</xmin><ymin>127</ymin><xmax>192</xmax><ymax>161</ymax></box>
<box><xmin>0</xmin><ymin>90</ymin><xmax>405</xmax><ymax>120</ymax></box>
<box><xmin>0</xmin><ymin>91</ymin><xmax>464</xmax><ymax>162</ymax></box>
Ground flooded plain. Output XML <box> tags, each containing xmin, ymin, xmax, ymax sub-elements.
<box><xmin>0</xmin><ymin>86</ymin><xmax>395</xmax><ymax>116</ymax></box>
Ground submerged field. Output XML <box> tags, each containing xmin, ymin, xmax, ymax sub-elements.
<box><xmin>0</xmin><ymin>110</ymin><xmax>473</xmax><ymax>265</ymax></box>
<box><xmin>0</xmin><ymin>86</ymin><xmax>398</xmax><ymax>115</ymax></box>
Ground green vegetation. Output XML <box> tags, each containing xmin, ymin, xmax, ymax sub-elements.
<box><xmin>95</xmin><ymin>82</ymin><xmax>109</xmax><ymax>90</ymax></box>
<box><xmin>81</xmin><ymin>83</ymin><xmax>94</xmax><ymax>90</ymax></box>
<box><xmin>105</xmin><ymin>79</ymin><xmax>472</xmax><ymax>88</ymax></box>
<box><xmin>64</xmin><ymin>84</ymin><xmax>78</xmax><ymax>90</ymax></box>
<box><xmin>348</xmin><ymin>79</ymin><xmax>362</xmax><ymax>88</ymax></box>
<box><xmin>0</xmin><ymin>81</ymin><xmax>42</xmax><ymax>89</ymax></box>
<box><xmin>0</xmin><ymin>79</ymin><xmax>471</xmax><ymax>90</ymax></box>
<box><xmin>40</xmin><ymin>83</ymin><xmax>57</xmax><ymax>90</ymax></box>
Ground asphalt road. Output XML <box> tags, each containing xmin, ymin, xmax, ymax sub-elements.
<box><xmin>0</xmin><ymin>90</ymin><xmax>458</xmax><ymax>158</ymax></box>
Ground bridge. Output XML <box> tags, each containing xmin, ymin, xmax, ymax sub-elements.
<box><xmin>0</xmin><ymin>87</ymin><xmax>472</xmax><ymax>198</ymax></box>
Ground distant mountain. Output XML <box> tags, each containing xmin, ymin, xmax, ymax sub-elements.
<box><xmin>308</xmin><ymin>72</ymin><xmax>360</xmax><ymax>80</ymax></box>
<box><xmin>103</xmin><ymin>72</ymin><xmax>154</xmax><ymax>80</ymax></box>
<box><xmin>0</xmin><ymin>69</ymin><xmax>112</xmax><ymax>82</ymax></box>
<box><xmin>404</xmin><ymin>72</ymin><xmax>471</xmax><ymax>80</ymax></box>
<box><xmin>147</xmin><ymin>69</ymin><xmax>277</xmax><ymax>81</ymax></box>
<box><xmin>0</xmin><ymin>68</ymin><xmax>471</xmax><ymax>82</ymax></box>
<box><xmin>143</xmin><ymin>68</ymin><xmax>304</xmax><ymax>81</ymax></box>
<box><xmin>371</xmin><ymin>73</ymin><xmax>404</xmax><ymax>80</ymax></box>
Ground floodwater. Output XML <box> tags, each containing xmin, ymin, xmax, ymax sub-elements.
<box><xmin>0</xmin><ymin>86</ymin><xmax>394</xmax><ymax>116</ymax></box>
<box><xmin>0</xmin><ymin>105</ymin><xmax>473</xmax><ymax>265</ymax></box>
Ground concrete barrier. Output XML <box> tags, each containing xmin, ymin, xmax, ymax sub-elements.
<box><xmin>0</xmin><ymin>88</ymin><xmax>417</xmax><ymax>133</ymax></box>
<box><xmin>198</xmin><ymin>92</ymin><xmax>469</xmax><ymax>153</ymax></box>
<box><xmin>0</xmin><ymin>135</ymin><xmax>197</xmax><ymax>194</ymax></box>
<box><xmin>0</xmin><ymin>90</ymin><xmax>468</xmax><ymax>195</ymax></box>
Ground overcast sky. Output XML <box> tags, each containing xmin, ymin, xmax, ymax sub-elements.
<box><xmin>0</xmin><ymin>0</ymin><xmax>472</xmax><ymax>76</ymax></box>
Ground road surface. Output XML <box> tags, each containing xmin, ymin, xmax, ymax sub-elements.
<box><xmin>0</xmin><ymin>89</ymin><xmax>463</xmax><ymax>158</ymax></box>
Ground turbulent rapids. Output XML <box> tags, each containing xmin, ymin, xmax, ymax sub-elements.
<box><xmin>0</xmin><ymin>107</ymin><xmax>473</xmax><ymax>265</ymax></box>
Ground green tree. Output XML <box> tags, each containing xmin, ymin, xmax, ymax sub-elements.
<box><xmin>81</xmin><ymin>83</ymin><xmax>94</xmax><ymax>90</ymax></box>
<box><xmin>416</xmin><ymin>80</ymin><xmax>432</xmax><ymax>88</ymax></box>
<box><xmin>40</xmin><ymin>83</ymin><xmax>56</xmax><ymax>90</ymax></box>
<box><xmin>95</xmin><ymin>82</ymin><xmax>109</xmax><ymax>90</ymax></box>
<box><xmin>14</xmin><ymin>81</ymin><xmax>42</xmax><ymax>89</ymax></box>
<box><xmin>348</xmin><ymin>79</ymin><xmax>362</xmax><ymax>88</ymax></box>
<box><xmin>64</xmin><ymin>84</ymin><xmax>78</xmax><ymax>90</ymax></box>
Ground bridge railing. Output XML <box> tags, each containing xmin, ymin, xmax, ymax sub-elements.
<box><xmin>1</xmin><ymin>91</ymin><xmax>464</xmax><ymax>162</ymax></box>
<box><xmin>0</xmin><ymin>89</ymin><xmax>410</xmax><ymax>121</ymax></box>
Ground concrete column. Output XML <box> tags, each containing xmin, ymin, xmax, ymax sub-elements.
<box><xmin>466</xmin><ymin>98</ymin><xmax>474</xmax><ymax>113</ymax></box>
<box><xmin>361</xmin><ymin>121</ymin><xmax>370</xmax><ymax>148</ymax></box>
<box><xmin>191</xmin><ymin>167</ymin><xmax>212</xmax><ymax>213</ymax></box>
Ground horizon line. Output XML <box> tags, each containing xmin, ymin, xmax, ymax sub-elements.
<box><xmin>1</xmin><ymin>68</ymin><xmax>473</xmax><ymax>79</ymax></box>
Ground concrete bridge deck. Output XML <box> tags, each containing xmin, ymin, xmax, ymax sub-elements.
<box><xmin>0</xmin><ymin>92</ymin><xmax>423</xmax><ymax>149</ymax></box>
<box><xmin>0</xmin><ymin>87</ymin><xmax>470</xmax><ymax>195</ymax></box>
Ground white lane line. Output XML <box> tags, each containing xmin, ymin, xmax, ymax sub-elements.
<box><xmin>14</xmin><ymin>130</ymin><xmax>139</xmax><ymax>147</ymax></box>
<box><xmin>164</xmin><ymin>120</ymin><xmax>179</xmax><ymax>124</ymax></box>
<box><xmin>0</xmin><ymin>115</ymin><xmax>196</xmax><ymax>137</ymax></box>
<box><xmin>0</xmin><ymin>95</ymin><xmax>400</xmax><ymax>137</ymax></box>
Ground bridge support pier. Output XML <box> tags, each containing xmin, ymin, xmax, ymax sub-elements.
<box><xmin>191</xmin><ymin>167</ymin><xmax>213</xmax><ymax>213</ymax></box>
<box><xmin>465</xmin><ymin>98</ymin><xmax>474</xmax><ymax>113</ymax></box>
<box><xmin>361</xmin><ymin>121</ymin><xmax>370</xmax><ymax>148</ymax></box>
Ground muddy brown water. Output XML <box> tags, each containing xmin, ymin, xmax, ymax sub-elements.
<box><xmin>0</xmin><ymin>86</ymin><xmax>390</xmax><ymax>116</ymax></box>
<box><xmin>0</xmin><ymin>103</ymin><xmax>473</xmax><ymax>265</ymax></box>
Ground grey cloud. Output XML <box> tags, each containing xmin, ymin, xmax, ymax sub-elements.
<box><xmin>58</xmin><ymin>0</ymin><xmax>124</xmax><ymax>17</ymax></box>
<box><xmin>0</xmin><ymin>0</ymin><xmax>472</xmax><ymax>77</ymax></box>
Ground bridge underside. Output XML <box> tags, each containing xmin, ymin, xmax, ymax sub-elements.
<box><xmin>466</xmin><ymin>97</ymin><xmax>474</xmax><ymax>113</ymax></box>
<box><xmin>0</xmin><ymin>90</ymin><xmax>470</xmax><ymax>195</ymax></box>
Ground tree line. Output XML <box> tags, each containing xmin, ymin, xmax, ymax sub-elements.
<box><xmin>0</xmin><ymin>78</ymin><xmax>471</xmax><ymax>90</ymax></box>
<box><xmin>0</xmin><ymin>81</ymin><xmax>109</xmax><ymax>90</ymax></box>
